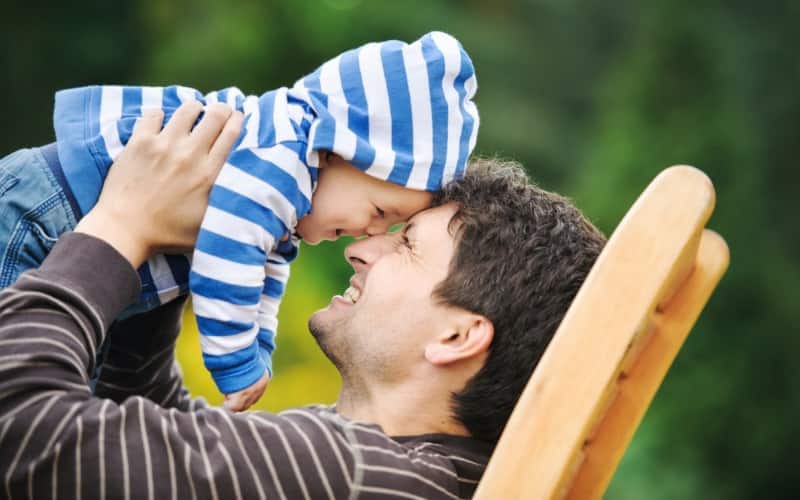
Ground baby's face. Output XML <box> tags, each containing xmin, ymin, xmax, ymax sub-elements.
<box><xmin>295</xmin><ymin>153</ymin><xmax>433</xmax><ymax>245</ymax></box>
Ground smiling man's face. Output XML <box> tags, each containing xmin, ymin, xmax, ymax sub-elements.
<box><xmin>308</xmin><ymin>203</ymin><xmax>460</xmax><ymax>384</ymax></box>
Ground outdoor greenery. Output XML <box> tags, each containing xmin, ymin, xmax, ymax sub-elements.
<box><xmin>2</xmin><ymin>1</ymin><xmax>797</xmax><ymax>498</ymax></box>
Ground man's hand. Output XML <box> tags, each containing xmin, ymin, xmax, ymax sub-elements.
<box><xmin>223</xmin><ymin>373</ymin><xmax>270</xmax><ymax>412</ymax></box>
<box><xmin>75</xmin><ymin>101</ymin><xmax>244</xmax><ymax>269</ymax></box>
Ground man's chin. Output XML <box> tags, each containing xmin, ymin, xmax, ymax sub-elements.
<box><xmin>308</xmin><ymin>312</ymin><xmax>345</xmax><ymax>369</ymax></box>
<box><xmin>309</xmin><ymin>304</ymin><xmax>336</xmax><ymax>327</ymax></box>
<box><xmin>308</xmin><ymin>307</ymin><xmax>343</xmax><ymax>343</ymax></box>
<box><xmin>308</xmin><ymin>309</ymin><xmax>327</xmax><ymax>339</ymax></box>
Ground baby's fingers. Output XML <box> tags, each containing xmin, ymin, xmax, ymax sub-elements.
<box><xmin>222</xmin><ymin>374</ymin><xmax>270</xmax><ymax>412</ymax></box>
<box><xmin>223</xmin><ymin>391</ymin><xmax>249</xmax><ymax>412</ymax></box>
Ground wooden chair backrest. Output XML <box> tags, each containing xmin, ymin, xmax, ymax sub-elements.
<box><xmin>474</xmin><ymin>166</ymin><xmax>729</xmax><ymax>499</ymax></box>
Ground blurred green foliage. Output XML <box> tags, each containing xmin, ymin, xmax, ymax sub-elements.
<box><xmin>2</xmin><ymin>1</ymin><xmax>797</xmax><ymax>498</ymax></box>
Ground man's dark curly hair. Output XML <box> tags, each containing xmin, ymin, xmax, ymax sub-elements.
<box><xmin>431</xmin><ymin>157</ymin><xmax>606</xmax><ymax>445</ymax></box>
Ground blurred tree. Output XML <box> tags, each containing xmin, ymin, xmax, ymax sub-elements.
<box><xmin>570</xmin><ymin>2</ymin><xmax>799</xmax><ymax>498</ymax></box>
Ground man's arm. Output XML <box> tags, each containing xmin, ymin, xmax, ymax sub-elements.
<box><xmin>0</xmin><ymin>233</ymin><xmax>357</xmax><ymax>499</ymax></box>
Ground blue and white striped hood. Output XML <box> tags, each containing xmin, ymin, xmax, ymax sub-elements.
<box><xmin>292</xmin><ymin>31</ymin><xmax>479</xmax><ymax>191</ymax></box>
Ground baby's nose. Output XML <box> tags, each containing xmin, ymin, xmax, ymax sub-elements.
<box><xmin>366</xmin><ymin>220</ymin><xmax>392</xmax><ymax>237</ymax></box>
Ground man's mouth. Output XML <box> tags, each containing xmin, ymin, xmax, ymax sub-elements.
<box><xmin>341</xmin><ymin>285</ymin><xmax>361</xmax><ymax>304</ymax></box>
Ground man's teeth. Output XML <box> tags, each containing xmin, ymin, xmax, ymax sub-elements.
<box><xmin>343</xmin><ymin>286</ymin><xmax>361</xmax><ymax>303</ymax></box>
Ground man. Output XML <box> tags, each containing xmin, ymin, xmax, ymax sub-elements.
<box><xmin>0</xmin><ymin>104</ymin><xmax>605</xmax><ymax>499</ymax></box>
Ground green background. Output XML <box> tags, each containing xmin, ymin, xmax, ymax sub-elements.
<box><xmin>2</xmin><ymin>1</ymin><xmax>797</xmax><ymax>498</ymax></box>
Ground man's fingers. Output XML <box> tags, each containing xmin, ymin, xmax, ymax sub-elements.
<box><xmin>207</xmin><ymin>111</ymin><xmax>244</xmax><ymax>174</ymax></box>
<box><xmin>191</xmin><ymin>103</ymin><xmax>233</xmax><ymax>150</ymax></box>
<box><xmin>131</xmin><ymin>109</ymin><xmax>164</xmax><ymax>139</ymax></box>
<box><xmin>162</xmin><ymin>100</ymin><xmax>204</xmax><ymax>139</ymax></box>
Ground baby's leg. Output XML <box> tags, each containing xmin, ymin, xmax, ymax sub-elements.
<box><xmin>0</xmin><ymin>146</ymin><xmax>78</xmax><ymax>288</ymax></box>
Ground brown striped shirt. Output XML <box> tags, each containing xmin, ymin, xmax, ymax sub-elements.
<box><xmin>0</xmin><ymin>233</ymin><xmax>491</xmax><ymax>499</ymax></box>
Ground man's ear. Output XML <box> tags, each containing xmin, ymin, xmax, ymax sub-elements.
<box><xmin>424</xmin><ymin>314</ymin><xmax>493</xmax><ymax>366</ymax></box>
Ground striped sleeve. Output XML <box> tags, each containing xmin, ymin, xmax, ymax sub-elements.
<box><xmin>255</xmin><ymin>252</ymin><xmax>292</xmax><ymax>375</ymax></box>
<box><xmin>190</xmin><ymin>139</ymin><xmax>311</xmax><ymax>395</ymax></box>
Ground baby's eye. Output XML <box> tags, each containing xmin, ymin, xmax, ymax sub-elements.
<box><xmin>375</xmin><ymin>206</ymin><xmax>385</xmax><ymax>219</ymax></box>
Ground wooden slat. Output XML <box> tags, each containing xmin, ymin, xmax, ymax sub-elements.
<box><xmin>474</xmin><ymin>166</ymin><xmax>723</xmax><ymax>499</ymax></box>
<box><xmin>565</xmin><ymin>230</ymin><xmax>729</xmax><ymax>499</ymax></box>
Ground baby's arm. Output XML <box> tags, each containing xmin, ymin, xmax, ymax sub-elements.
<box><xmin>222</xmin><ymin>255</ymin><xmax>291</xmax><ymax>411</ymax></box>
<box><xmin>190</xmin><ymin>139</ymin><xmax>311</xmax><ymax>409</ymax></box>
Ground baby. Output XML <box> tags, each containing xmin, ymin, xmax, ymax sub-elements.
<box><xmin>0</xmin><ymin>31</ymin><xmax>479</xmax><ymax>411</ymax></box>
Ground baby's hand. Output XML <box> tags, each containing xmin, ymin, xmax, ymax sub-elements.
<box><xmin>222</xmin><ymin>373</ymin><xmax>270</xmax><ymax>412</ymax></box>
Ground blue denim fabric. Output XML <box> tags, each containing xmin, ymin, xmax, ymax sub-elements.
<box><xmin>0</xmin><ymin>148</ymin><xmax>79</xmax><ymax>288</ymax></box>
<box><xmin>0</xmin><ymin>147</ymin><xmax>189</xmax><ymax>317</ymax></box>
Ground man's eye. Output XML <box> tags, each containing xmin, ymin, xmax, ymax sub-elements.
<box><xmin>324</xmin><ymin>151</ymin><xmax>335</xmax><ymax>163</ymax></box>
<box><xmin>393</xmin><ymin>233</ymin><xmax>412</xmax><ymax>251</ymax></box>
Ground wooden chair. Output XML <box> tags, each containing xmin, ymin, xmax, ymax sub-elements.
<box><xmin>474</xmin><ymin>166</ymin><xmax>729</xmax><ymax>499</ymax></box>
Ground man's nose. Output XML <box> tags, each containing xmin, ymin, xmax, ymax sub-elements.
<box><xmin>344</xmin><ymin>233</ymin><xmax>393</xmax><ymax>272</ymax></box>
